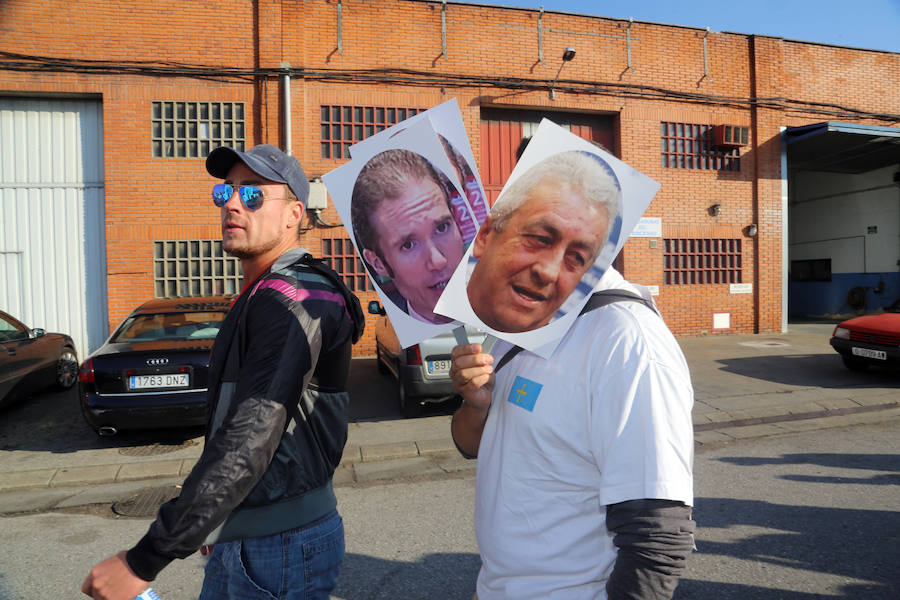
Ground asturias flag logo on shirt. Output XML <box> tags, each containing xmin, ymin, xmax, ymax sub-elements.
<box><xmin>507</xmin><ymin>376</ymin><xmax>543</xmax><ymax>412</ymax></box>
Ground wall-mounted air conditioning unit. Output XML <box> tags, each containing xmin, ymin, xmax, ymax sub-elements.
<box><xmin>712</xmin><ymin>125</ymin><xmax>749</xmax><ymax>149</ymax></box>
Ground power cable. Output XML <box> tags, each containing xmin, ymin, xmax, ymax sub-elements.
<box><xmin>2</xmin><ymin>51</ymin><xmax>897</xmax><ymax>123</ymax></box>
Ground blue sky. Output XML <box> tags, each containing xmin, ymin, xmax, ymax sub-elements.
<box><xmin>473</xmin><ymin>0</ymin><xmax>900</xmax><ymax>53</ymax></box>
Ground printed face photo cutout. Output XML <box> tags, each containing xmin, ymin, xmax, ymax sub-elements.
<box><xmin>436</xmin><ymin>134</ymin><xmax>489</xmax><ymax>244</ymax></box>
<box><xmin>434</xmin><ymin>117</ymin><xmax>659</xmax><ymax>358</ymax></box>
<box><xmin>467</xmin><ymin>150</ymin><xmax>621</xmax><ymax>333</ymax></box>
<box><xmin>349</xmin><ymin>99</ymin><xmax>489</xmax><ymax>246</ymax></box>
<box><xmin>351</xmin><ymin>148</ymin><xmax>466</xmax><ymax>325</ymax></box>
<box><xmin>324</xmin><ymin>113</ymin><xmax>485</xmax><ymax>349</ymax></box>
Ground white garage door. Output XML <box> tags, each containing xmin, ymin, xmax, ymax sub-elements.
<box><xmin>0</xmin><ymin>97</ymin><xmax>107</xmax><ymax>362</ymax></box>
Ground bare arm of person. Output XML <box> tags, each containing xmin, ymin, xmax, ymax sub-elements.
<box><xmin>449</xmin><ymin>343</ymin><xmax>494</xmax><ymax>458</ymax></box>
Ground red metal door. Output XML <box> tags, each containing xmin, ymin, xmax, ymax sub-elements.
<box><xmin>479</xmin><ymin>109</ymin><xmax>616</xmax><ymax>207</ymax></box>
<box><xmin>479</xmin><ymin>118</ymin><xmax>522</xmax><ymax>206</ymax></box>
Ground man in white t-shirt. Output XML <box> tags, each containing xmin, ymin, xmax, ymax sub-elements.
<box><xmin>450</xmin><ymin>152</ymin><xmax>694</xmax><ymax>599</ymax></box>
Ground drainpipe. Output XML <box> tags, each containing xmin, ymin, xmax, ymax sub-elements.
<box><xmin>281</xmin><ymin>62</ymin><xmax>292</xmax><ymax>155</ymax></box>
<box><xmin>780</xmin><ymin>126</ymin><xmax>788</xmax><ymax>333</ymax></box>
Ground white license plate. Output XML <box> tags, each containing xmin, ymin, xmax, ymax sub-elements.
<box><xmin>851</xmin><ymin>347</ymin><xmax>886</xmax><ymax>360</ymax></box>
<box><xmin>129</xmin><ymin>373</ymin><xmax>190</xmax><ymax>390</ymax></box>
<box><xmin>427</xmin><ymin>360</ymin><xmax>451</xmax><ymax>375</ymax></box>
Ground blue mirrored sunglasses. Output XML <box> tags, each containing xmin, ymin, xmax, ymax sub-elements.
<box><xmin>212</xmin><ymin>184</ymin><xmax>265</xmax><ymax>210</ymax></box>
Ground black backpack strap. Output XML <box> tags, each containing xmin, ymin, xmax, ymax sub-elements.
<box><xmin>297</xmin><ymin>253</ymin><xmax>366</xmax><ymax>344</ymax></box>
<box><xmin>580</xmin><ymin>289</ymin><xmax>659</xmax><ymax>316</ymax></box>
<box><xmin>494</xmin><ymin>289</ymin><xmax>658</xmax><ymax>372</ymax></box>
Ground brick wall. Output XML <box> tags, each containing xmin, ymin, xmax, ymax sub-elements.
<box><xmin>2</xmin><ymin>0</ymin><xmax>898</xmax><ymax>352</ymax></box>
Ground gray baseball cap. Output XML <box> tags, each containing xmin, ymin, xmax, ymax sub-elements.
<box><xmin>206</xmin><ymin>144</ymin><xmax>309</xmax><ymax>208</ymax></box>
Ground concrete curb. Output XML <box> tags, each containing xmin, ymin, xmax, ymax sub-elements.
<box><xmin>1</xmin><ymin>403</ymin><xmax>898</xmax><ymax>504</ymax></box>
<box><xmin>693</xmin><ymin>405</ymin><xmax>900</xmax><ymax>446</ymax></box>
<box><xmin>0</xmin><ymin>459</ymin><xmax>198</xmax><ymax>493</ymax></box>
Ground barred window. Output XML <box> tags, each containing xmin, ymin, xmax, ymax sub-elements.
<box><xmin>152</xmin><ymin>101</ymin><xmax>245</xmax><ymax>158</ymax></box>
<box><xmin>664</xmin><ymin>238</ymin><xmax>742</xmax><ymax>284</ymax></box>
<box><xmin>321</xmin><ymin>238</ymin><xmax>372</xmax><ymax>292</ymax></box>
<box><xmin>154</xmin><ymin>240</ymin><xmax>242</xmax><ymax>297</ymax></box>
<box><xmin>320</xmin><ymin>105</ymin><xmax>424</xmax><ymax>159</ymax></box>
<box><xmin>661</xmin><ymin>122</ymin><xmax>740</xmax><ymax>171</ymax></box>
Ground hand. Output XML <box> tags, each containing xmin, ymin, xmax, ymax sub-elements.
<box><xmin>81</xmin><ymin>551</ymin><xmax>148</xmax><ymax>600</ymax></box>
<box><xmin>450</xmin><ymin>343</ymin><xmax>494</xmax><ymax>412</ymax></box>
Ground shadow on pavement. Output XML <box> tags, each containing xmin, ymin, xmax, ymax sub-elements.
<box><xmin>333</xmin><ymin>551</ymin><xmax>480</xmax><ymax>600</ymax></box>
<box><xmin>718</xmin><ymin>452</ymin><xmax>900</xmax><ymax>471</ymax></box>
<box><xmin>718</xmin><ymin>452</ymin><xmax>900</xmax><ymax>486</ymax></box>
<box><xmin>713</xmin><ymin>353</ymin><xmax>900</xmax><ymax>388</ymax></box>
<box><xmin>348</xmin><ymin>358</ymin><xmax>460</xmax><ymax>422</ymax></box>
<box><xmin>675</xmin><ymin>492</ymin><xmax>899</xmax><ymax>599</ymax></box>
<box><xmin>675</xmin><ymin>580</ymin><xmax>887</xmax><ymax>599</ymax></box>
<box><xmin>0</xmin><ymin>386</ymin><xmax>202</xmax><ymax>454</ymax></box>
<box><xmin>0</xmin><ymin>358</ymin><xmax>453</xmax><ymax>454</ymax></box>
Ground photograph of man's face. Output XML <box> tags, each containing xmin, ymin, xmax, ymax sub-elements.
<box><xmin>466</xmin><ymin>150</ymin><xmax>621</xmax><ymax>333</ymax></box>
<box><xmin>438</xmin><ymin>134</ymin><xmax>488</xmax><ymax>241</ymax></box>
<box><xmin>352</xmin><ymin>149</ymin><xmax>466</xmax><ymax>324</ymax></box>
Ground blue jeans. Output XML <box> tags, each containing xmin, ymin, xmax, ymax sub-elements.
<box><xmin>199</xmin><ymin>509</ymin><xmax>344</xmax><ymax>600</ymax></box>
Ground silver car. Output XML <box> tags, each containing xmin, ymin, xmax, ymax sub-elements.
<box><xmin>368</xmin><ymin>301</ymin><xmax>486</xmax><ymax>417</ymax></box>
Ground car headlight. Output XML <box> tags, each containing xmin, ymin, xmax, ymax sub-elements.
<box><xmin>833</xmin><ymin>327</ymin><xmax>851</xmax><ymax>340</ymax></box>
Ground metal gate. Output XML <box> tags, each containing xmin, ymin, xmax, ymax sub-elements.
<box><xmin>0</xmin><ymin>97</ymin><xmax>107</xmax><ymax>362</ymax></box>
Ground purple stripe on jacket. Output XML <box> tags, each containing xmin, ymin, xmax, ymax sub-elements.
<box><xmin>253</xmin><ymin>278</ymin><xmax>350</xmax><ymax>319</ymax></box>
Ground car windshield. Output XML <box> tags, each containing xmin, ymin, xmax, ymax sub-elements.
<box><xmin>111</xmin><ymin>311</ymin><xmax>226</xmax><ymax>342</ymax></box>
<box><xmin>0</xmin><ymin>314</ymin><xmax>27</xmax><ymax>342</ymax></box>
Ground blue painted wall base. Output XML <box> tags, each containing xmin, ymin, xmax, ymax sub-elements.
<box><xmin>789</xmin><ymin>272</ymin><xmax>900</xmax><ymax>317</ymax></box>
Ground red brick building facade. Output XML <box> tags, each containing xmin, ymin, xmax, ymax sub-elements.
<box><xmin>2</xmin><ymin>0</ymin><xmax>898</xmax><ymax>357</ymax></box>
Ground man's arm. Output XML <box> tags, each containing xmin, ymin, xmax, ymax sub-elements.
<box><xmin>587</xmin><ymin>305</ymin><xmax>696</xmax><ymax>599</ymax></box>
<box><xmin>605</xmin><ymin>499</ymin><xmax>695</xmax><ymax>600</ymax></box>
<box><xmin>84</xmin><ymin>289</ymin><xmax>325</xmax><ymax>595</ymax></box>
<box><xmin>449</xmin><ymin>343</ymin><xmax>494</xmax><ymax>458</ymax></box>
<box><xmin>132</xmin><ymin>290</ymin><xmax>324</xmax><ymax>577</ymax></box>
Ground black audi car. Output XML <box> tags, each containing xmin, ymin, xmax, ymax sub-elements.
<box><xmin>78</xmin><ymin>296</ymin><xmax>233</xmax><ymax>436</ymax></box>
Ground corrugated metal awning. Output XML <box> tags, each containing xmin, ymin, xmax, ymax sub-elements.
<box><xmin>785</xmin><ymin>121</ymin><xmax>900</xmax><ymax>173</ymax></box>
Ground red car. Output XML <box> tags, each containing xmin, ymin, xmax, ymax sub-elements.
<box><xmin>829</xmin><ymin>299</ymin><xmax>900</xmax><ymax>371</ymax></box>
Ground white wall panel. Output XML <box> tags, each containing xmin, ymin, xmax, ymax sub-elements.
<box><xmin>0</xmin><ymin>97</ymin><xmax>106</xmax><ymax>362</ymax></box>
<box><xmin>790</xmin><ymin>165</ymin><xmax>899</xmax><ymax>273</ymax></box>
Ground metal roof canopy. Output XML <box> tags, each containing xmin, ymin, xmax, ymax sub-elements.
<box><xmin>785</xmin><ymin>121</ymin><xmax>900</xmax><ymax>174</ymax></box>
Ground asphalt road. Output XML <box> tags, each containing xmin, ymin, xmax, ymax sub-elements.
<box><xmin>0</xmin><ymin>418</ymin><xmax>897</xmax><ymax>599</ymax></box>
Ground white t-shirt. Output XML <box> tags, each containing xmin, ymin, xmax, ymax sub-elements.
<box><xmin>474</xmin><ymin>270</ymin><xmax>694</xmax><ymax>600</ymax></box>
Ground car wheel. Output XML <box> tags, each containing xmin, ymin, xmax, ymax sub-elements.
<box><xmin>376</xmin><ymin>346</ymin><xmax>390</xmax><ymax>375</ymax></box>
<box><xmin>55</xmin><ymin>347</ymin><xmax>79</xmax><ymax>390</ymax></box>
<box><xmin>841</xmin><ymin>355</ymin><xmax>869</xmax><ymax>372</ymax></box>
<box><xmin>398</xmin><ymin>379</ymin><xmax>421</xmax><ymax>418</ymax></box>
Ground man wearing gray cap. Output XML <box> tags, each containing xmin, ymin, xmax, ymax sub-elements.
<box><xmin>83</xmin><ymin>144</ymin><xmax>365</xmax><ymax>600</ymax></box>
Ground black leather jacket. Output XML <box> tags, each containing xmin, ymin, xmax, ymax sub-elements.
<box><xmin>126</xmin><ymin>248</ymin><xmax>364</xmax><ymax>581</ymax></box>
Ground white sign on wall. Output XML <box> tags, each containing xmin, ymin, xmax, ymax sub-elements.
<box><xmin>730</xmin><ymin>283</ymin><xmax>753</xmax><ymax>294</ymax></box>
<box><xmin>631</xmin><ymin>217</ymin><xmax>662</xmax><ymax>237</ymax></box>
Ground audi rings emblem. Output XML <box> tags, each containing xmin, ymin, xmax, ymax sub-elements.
<box><xmin>146</xmin><ymin>358</ymin><xmax>170</xmax><ymax>366</ymax></box>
